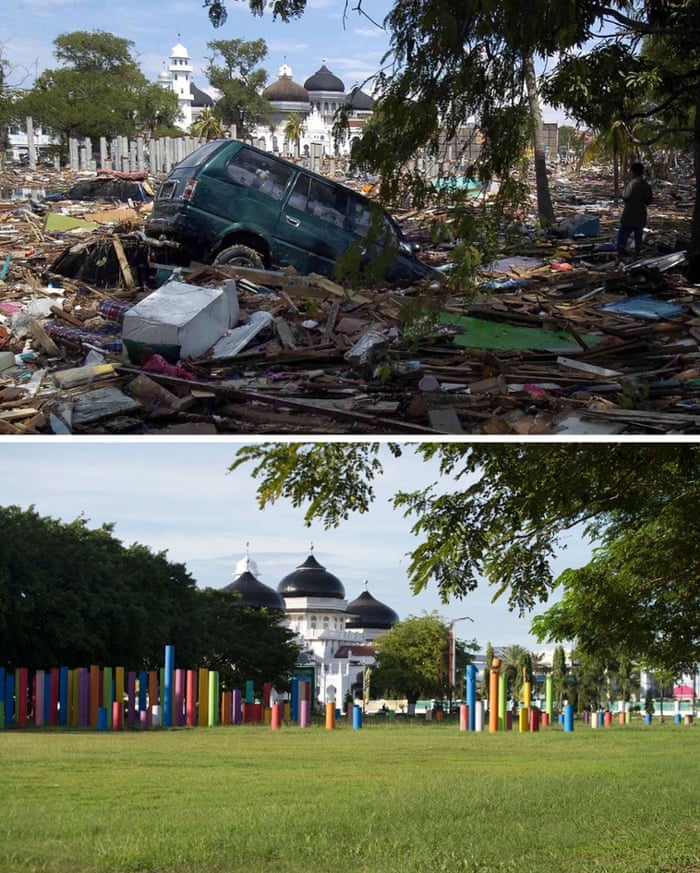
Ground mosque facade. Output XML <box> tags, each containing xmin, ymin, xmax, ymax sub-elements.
<box><xmin>225</xmin><ymin>549</ymin><xmax>399</xmax><ymax>711</ymax></box>
<box><xmin>158</xmin><ymin>41</ymin><xmax>374</xmax><ymax>157</ymax></box>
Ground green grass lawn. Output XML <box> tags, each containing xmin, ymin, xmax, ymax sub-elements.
<box><xmin>2</xmin><ymin>718</ymin><xmax>699</xmax><ymax>873</ymax></box>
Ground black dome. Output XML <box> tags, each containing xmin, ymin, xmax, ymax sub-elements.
<box><xmin>348</xmin><ymin>87</ymin><xmax>374</xmax><ymax>111</ymax></box>
<box><xmin>225</xmin><ymin>570</ymin><xmax>285</xmax><ymax>610</ymax></box>
<box><xmin>304</xmin><ymin>64</ymin><xmax>344</xmax><ymax>93</ymax></box>
<box><xmin>191</xmin><ymin>83</ymin><xmax>214</xmax><ymax>108</ymax></box>
<box><xmin>346</xmin><ymin>588</ymin><xmax>399</xmax><ymax>630</ymax></box>
<box><xmin>278</xmin><ymin>553</ymin><xmax>345</xmax><ymax>599</ymax></box>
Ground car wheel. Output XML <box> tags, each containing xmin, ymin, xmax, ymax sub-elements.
<box><xmin>213</xmin><ymin>244</ymin><xmax>265</xmax><ymax>269</ymax></box>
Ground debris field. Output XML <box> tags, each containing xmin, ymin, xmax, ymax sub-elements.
<box><xmin>1</xmin><ymin>162</ymin><xmax>697</xmax><ymax>435</ymax></box>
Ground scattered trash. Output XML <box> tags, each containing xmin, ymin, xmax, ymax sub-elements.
<box><xmin>1</xmin><ymin>160</ymin><xmax>698</xmax><ymax>434</ymax></box>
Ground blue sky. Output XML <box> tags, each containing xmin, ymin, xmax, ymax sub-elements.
<box><xmin>3</xmin><ymin>0</ymin><xmax>399</xmax><ymax>97</ymax></box>
<box><xmin>0</xmin><ymin>439</ymin><xmax>591</xmax><ymax>652</ymax></box>
<box><xmin>2</xmin><ymin>0</ymin><xmax>567</xmax><ymax>123</ymax></box>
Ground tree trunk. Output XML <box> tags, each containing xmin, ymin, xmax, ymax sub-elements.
<box><xmin>690</xmin><ymin>85</ymin><xmax>700</xmax><ymax>259</ymax></box>
<box><xmin>523</xmin><ymin>54</ymin><xmax>555</xmax><ymax>225</ymax></box>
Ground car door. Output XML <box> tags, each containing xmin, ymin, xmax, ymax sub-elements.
<box><xmin>273</xmin><ymin>173</ymin><xmax>351</xmax><ymax>277</ymax></box>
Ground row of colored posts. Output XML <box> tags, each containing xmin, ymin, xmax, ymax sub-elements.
<box><xmin>0</xmin><ymin>647</ymin><xmax>293</xmax><ymax>731</ymax></box>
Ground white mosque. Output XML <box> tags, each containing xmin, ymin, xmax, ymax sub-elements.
<box><xmin>157</xmin><ymin>40</ymin><xmax>375</xmax><ymax>157</ymax></box>
<box><xmin>224</xmin><ymin>548</ymin><xmax>399</xmax><ymax>711</ymax></box>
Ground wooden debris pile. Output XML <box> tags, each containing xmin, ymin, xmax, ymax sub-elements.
<box><xmin>1</xmin><ymin>165</ymin><xmax>698</xmax><ymax>435</ymax></box>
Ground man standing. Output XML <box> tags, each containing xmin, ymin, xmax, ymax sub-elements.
<box><xmin>617</xmin><ymin>161</ymin><xmax>653</xmax><ymax>259</ymax></box>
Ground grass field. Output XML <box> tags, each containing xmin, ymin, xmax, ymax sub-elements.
<box><xmin>2</xmin><ymin>717</ymin><xmax>699</xmax><ymax>873</ymax></box>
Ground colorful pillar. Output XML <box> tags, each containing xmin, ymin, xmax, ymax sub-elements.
<box><xmin>352</xmin><ymin>704</ymin><xmax>363</xmax><ymax>730</ymax></box>
<box><xmin>198</xmin><ymin>669</ymin><xmax>209</xmax><ymax>727</ymax></box>
<box><xmin>163</xmin><ymin>645</ymin><xmax>174</xmax><ymax>728</ymax></box>
<box><xmin>35</xmin><ymin>670</ymin><xmax>45</xmax><ymax>727</ymax></box>
<box><xmin>474</xmin><ymin>699</ymin><xmax>484</xmax><ymax>731</ymax></box>
<box><xmin>58</xmin><ymin>667</ymin><xmax>69</xmax><ymax>727</ymax></box>
<box><xmin>102</xmin><ymin>667</ymin><xmax>113</xmax><ymax>729</ymax></box>
<box><xmin>89</xmin><ymin>665</ymin><xmax>100</xmax><ymax>727</ymax></box>
<box><xmin>112</xmin><ymin>701</ymin><xmax>123</xmax><ymax>731</ymax></box>
<box><xmin>466</xmin><ymin>664</ymin><xmax>477</xmax><ymax>732</ymax></box>
<box><xmin>47</xmin><ymin>667</ymin><xmax>59</xmax><ymax>726</ymax></box>
<box><xmin>300</xmin><ymin>698</ymin><xmax>310</xmax><ymax>728</ymax></box>
<box><xmin>232</xmin><ymin>688</ymin><xmax>242</xmax><ymax>725</ymax></box>
<box><xmin>4</xmin><ymin>672</ymin><xmax>14</xmax><ymax>725</ymax></box>
<box><xmin>186</xmin><ymin>670</ymin><xmax>197</xmax><ymax>727</ymax></box>
<box><xmin>126</xmin><ymin>672</ymin><xmax>136</xmax><ymax>727</ymax></box>
<box><xmin>148</xmin><ymin>671</ymin><xmax>158</xmax><ymax>719</ymax></box>
<box><xmin>459</xmin><ymin>704</ymin><xmax>468</xmax><ymax>731</ymax></box>
<box><xmin>545</xmin><ymin>674</ymin><xmax>553</xmax><ymax>723</ymax></box>
<box><xmin>271</xmin><ymin>702</ymin><xmax>282</xmax><ymax>730</ymax></box>
<box><xmin>78</xmin><ymin>669</ymin><xmax>90</xmax><ymax>726</ymax></box>
<box><xmin>138</xmin><ymin>670</ymin><xmax>148</xmax><ymax>714</ymax></box>
<box><xmin>208</xmin><ymin>671</ymin><xmax>219</xmax><ymax>726</ymax></box>
<box><xmin>498</xmin><ymin>672</ymin><xmax>507</xmax><ymax>732</ymax></box>
<box><xmin>564</xmin><ymin>703</ymin><xmax>574</xmax><ymax>732</ymax></box>
<box><xmin>17</xmin><ymin>667</ymin><xmax>28</xmax><ymax>728</ymax></box>
<box><xmin>174</xmin><ymin>669</ymin><xmax>185</xmax><ymax>727</ymax></box>
<box><xmin>489</xmin><ymin>658</ymin><xmax>501</xmax><ymax>733</ymax></box>
<box><xmin>325</xmin><ymin>701</ymin><xmax>335</xmax><ymax>730</ymax></box>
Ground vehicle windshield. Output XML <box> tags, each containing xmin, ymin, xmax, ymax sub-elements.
<box><xmin>175</xmin><ymin>140</ymin><xmax>226</xmax><ymax>169</ymax></box>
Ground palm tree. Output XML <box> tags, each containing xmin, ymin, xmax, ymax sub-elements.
<box><xmin>283</xmin><ymin>112</ymin><xmax>305</xmax><ymax>158</ymax></box>
<box><xmin>582</xmin><ymin>119</ymin><xmax>650</xmax><ymax>201</ymax></box>
<box><xmin>500</xmin><ymin>644</ymin><xmax>531</xmax><ymax>705</ymax></box>
<box><xmin>190</xmin><ymin>108</ymin><xmax>223</xmax><ymax>142</ymax></box>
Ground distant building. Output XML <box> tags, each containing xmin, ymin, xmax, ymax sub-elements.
<box><xmin>158</xmin><ymin>42</ymin><xmax>214</xmax><ymax>130</ymax></box>
<box><xmin>156</xmin><ymin>39</ymin><xmax>374</xmax><ymax>156</ymax></box>
<box><xmin>225</xmin><ymin>548</ymin><xmax>398</xmax><ymax>710</ymax></box>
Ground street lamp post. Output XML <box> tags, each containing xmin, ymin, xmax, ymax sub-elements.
<box><xmin>449</xmin><ymin>616</ymin><xmax>474</xmax><ymax>704</ymax></box>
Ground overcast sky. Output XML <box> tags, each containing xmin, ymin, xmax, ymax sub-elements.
<box><xmin>2</xmin><ymin>0</ymin><xmax>568</xmax><ymax>123</ymax></box>
<box><xmin>1</xmin><ymin>439</ymin><xmax>592</xmax><ymax>653</ymax></box>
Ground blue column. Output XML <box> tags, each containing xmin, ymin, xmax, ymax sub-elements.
<box><xmin>163</xmin><ymin>645</ymin><xmax>175</xmax><ymax>728</ymax></box>
<box><xmin>352</xmin><ymin>704</ymin><xmax>363</xmax><ymax>730</ymax></box>
<box><xmin>466</xmin><ymin>664</ymin><xmax>477</xmax><ymax>732</ymax></box>
<box><xmin>59</xmin><ymin>667</ymin><xmax>69</xmax><ymax>726</ymax></box>
<box><xmin>564</xmin><ymin>703</ymin><xmax>574</xmax><ymax>732</ymax></box>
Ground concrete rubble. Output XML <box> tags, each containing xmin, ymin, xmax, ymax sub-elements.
<box><xmin>0</xmin><ymin>161</ymin><xmax>698</xmax><ymax>435</ymax></box>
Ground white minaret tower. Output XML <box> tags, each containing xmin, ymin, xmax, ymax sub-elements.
<box><xmin>168</xmin><ymin>38</ymin><xmax>194</xmax><ymax>130</ymax></box>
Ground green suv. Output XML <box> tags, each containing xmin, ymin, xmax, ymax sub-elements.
<box><xmin>146</xmin><ymin>140</ymin><xmax>441</xmax><ymax>284</ymax></box>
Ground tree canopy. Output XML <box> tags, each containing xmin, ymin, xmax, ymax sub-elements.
<box><xmin>371</xmin><ymin>612</ymin><xmax>476</xmax><ymax>705</ymax></box>
<box><xmin>0</xmin><ymin>504</ymin><xmax>299</xmax><ymax>693</ymax></box>
<box><xmin>232</xmin><ymin>442</ymin><xmax>700</xmax><ymax>674</ymax></box>
<box><xmin>16</xmin><ymin>31</ymin><xmax>179</xmax><ymax>140</ymax></box>
<box><xmin>204</xmin><ymin>0</ymin><xmax>700</xmax><ymax>257</ymax></box>
<box><xmin>205</xmin><ymin>38</ymin><xmax>270</xmax><ymax>139</ymax></box>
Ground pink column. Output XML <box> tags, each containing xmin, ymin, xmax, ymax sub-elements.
<box><xmin>49</xmin><ymin>667</ymin><xmax>60</xmax><ymax>726</ymax></box>
<box><xmin>185</xmin><ymin>669</ymin><xmax>197</xmax><ymax>727</ymax></box>
<box><xmin>459</xmin><ymin>704</ymin><xmax>468</xmax><ymax>731</ymax></box>
<box><xmin>174</xmin><ymin>669</ymin><xmax>185</xmax><ymax>727</ymax></box>
<box><xmin>17</xmin><ymin>667</ymin><xmax>28</xmax><ymax>727</ymax></box>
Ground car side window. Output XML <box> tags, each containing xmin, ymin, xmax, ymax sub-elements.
<box><xmin>349</xmin><ymin>198</ymin><xmax>372</xmax><ymax>236</ymax></box>
<box><xmin>349</xmin><ymin>197</ymin><xmax>398</xmax><ymax>244</ymax></box>
<box><xmin>288</xmin><ymin>174</ymin><xmax>310</xmax><ymax>211</ymax></box>
<box><xmin>304</xmin><ymin>178</ymin><xmax>348</xmax><ymax>228</ymax></box>
<box><xmin>225</xmin><ymin>148</ymin><xmax>293</xmax><ymax>201</ymax></box>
